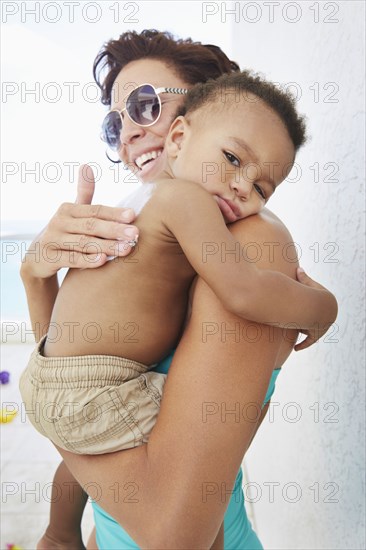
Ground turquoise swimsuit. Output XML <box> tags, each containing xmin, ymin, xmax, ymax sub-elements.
<box><xmin>92</xmin><ymin>352</ymin><xmax>280</xmax><ymax>549</ymax></box>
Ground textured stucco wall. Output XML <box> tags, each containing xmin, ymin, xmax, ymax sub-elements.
<box><xmin>228</xmin><ymin>2</ymin><xmax>365</xmax><ymax>548</ymax></box>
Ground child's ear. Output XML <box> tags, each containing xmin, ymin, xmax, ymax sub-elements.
<box><xmin>165</xmin><ymin>116</ymin><xmax>190</xmax><ymax>158</ymax></box>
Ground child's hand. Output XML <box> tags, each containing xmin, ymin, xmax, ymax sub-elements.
<box><xmin>294</xmin><ymin>267</ymin><xmax>338</xmax><ymax>351</ymax></box>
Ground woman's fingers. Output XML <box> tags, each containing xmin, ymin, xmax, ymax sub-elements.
<box><xmin>52</xmin><ymin>208</ymin><xmax>138</xmax><ymax>243</ymax></box>
<box><xmin>294</xmin><ymin>334</ymin><xmax>314</xmax><ymax>352</ymax></box>
<box><xmin>74</xmin><ymin>164</ymin><xmax>136</xmax><ymax>224</ymax></box>
<box><xmin>48</xmin><ymin>248</ymin><xmax>109</xmax><ymax>270</ymax></box>
<box><xmin>295</xmin><ymin>266</ymin><xmax>338</xmax><ymax>352</ymax></box>
<box><xmin>47</xmin><ymin>233</ymin><xmax>138</xmax><ymax>256</ymax></box>
<box><xmin>57</xmin><ymin>202</ymin><xmax>136</xmax><ymax>224</ymax></box>
<box><xmin>23</xmin><ymin>163</ymin><xmax>139</xmax><ymax>279</ymax></box>
<box><xmin>75</xmin><ymin>164</ymin><xmax>95</xmax><ymax>205</ymax></box>
<box><xmin>23</xmin><ymin>205</ymin><xmax>138</xmax><ymax>278</ymax></box>
<box><xmin>23</xmin><ymin>237</ymin><xmax>136</xmax><ymax>278</ymax></box>
<box><xmin>296</xmin><ymin>267</ymin><xmax>326</xmax><ymax>291</ymax></box>
<box><xmin>294</xmin><ymin>322</ymin><xmax>333</xmax><ymax>351</ymax></box>
<box><xmin>22</xmin><ymin>244</ymin><xmax>108</xmax><ymax>278</ymax></box>
<box><xmin>29</xmin><ymin>242</ymin><xmax>136</xmax><ymax>274</ymax></box>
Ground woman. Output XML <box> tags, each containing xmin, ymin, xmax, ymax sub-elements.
<box><xmin>22</xmin><ymin>30</ymin><xmax>336</xmax><ymax>549</ymax></box>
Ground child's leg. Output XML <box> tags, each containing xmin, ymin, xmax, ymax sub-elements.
<box><xmin>210</xmin><ymin>521</ymin><xmax>224</xmax><ymax>550</ymax></box>
<box><xmin>37</xmin><ymin>460</ymin><xmax>87</xmax><ymax>550</ymax></box>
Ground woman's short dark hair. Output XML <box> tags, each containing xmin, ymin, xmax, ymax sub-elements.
<box><xmin>93</xmin><ymin>29</ymin><xmax>240</xmax><ymax>106</ymax></box>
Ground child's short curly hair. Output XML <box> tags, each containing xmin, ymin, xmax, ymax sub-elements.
<box><xmin>178</xmin><ymin>71</ymin><xmax>307</xmax><ymax>151</ymax></box>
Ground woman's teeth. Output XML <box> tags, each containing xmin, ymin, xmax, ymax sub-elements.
<box><xmin>135</xmin><ymin>150</ymin><xmax>162</xmax><ymax>169</ymax></box>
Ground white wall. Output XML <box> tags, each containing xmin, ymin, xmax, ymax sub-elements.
<box><xmin>225</xmin><ymin>2</ymin><xmax>365</xmax><ymax>548</ymax></box>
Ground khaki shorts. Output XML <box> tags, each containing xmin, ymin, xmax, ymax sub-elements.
<box><xmin>19</xmin><ymin>337</ymin><xmax>166</xmax><ymax>454</ymax></box>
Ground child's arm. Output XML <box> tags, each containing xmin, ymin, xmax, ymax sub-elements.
<box><xmin>160</xmin><ymin>181</ymin><xmax>338</xmax><ymax>340</ymax></box>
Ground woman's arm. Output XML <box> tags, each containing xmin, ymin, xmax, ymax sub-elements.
<box><xmin>21</xmin><ymin>166</ymin><xmax>138</xmax><ymax>341</ymax></box>
<box><xmin>58</xmin><ymin>209</ymin><xmax>298</xmax><ymax>548</ymax></box>
<box><xmin>161</xmin><ymin>181</ymin><xmax>338</xmax><ymax>343</ymax></box>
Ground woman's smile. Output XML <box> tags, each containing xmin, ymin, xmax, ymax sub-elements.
<box><xmin>132</xmin><ymin>147</ymin><xmax>164</xmax><ymax>179</ymax></box>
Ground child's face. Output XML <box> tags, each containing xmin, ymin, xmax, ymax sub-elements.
<box><xmin>168</xmin><ymin>97</ymin><xmax>296</xmax><ymax>223</ymax></box>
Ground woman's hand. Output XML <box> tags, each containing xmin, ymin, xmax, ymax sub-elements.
<box><xmin>294</xmin><ymin>267</ymin><xmax>338</xmax><ymax>351</ymax></box>
<box><xmin>21</xmin><ymin>165</ymin><xmax>139</xmax><ymax>279</ymax></box>
<box><xmin>21</xmin><ymin>164</ymin><xmax>139</xmax><ymax>341</ymax></box>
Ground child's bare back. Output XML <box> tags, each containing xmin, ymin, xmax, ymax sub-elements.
<box><xmin>44</xmin><ymin>179</ymin><xmax>197</xmax><ymax>363</ymax></box>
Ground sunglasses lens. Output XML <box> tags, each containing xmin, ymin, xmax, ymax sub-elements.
<box><xmin>102</xmin><ymin>111</ymin><xmax>122</xmax><ymax>151</ymax></box>
<box><xmin>126</xmin><ymin>84</ymin><xmax>160</xmax><ymax>126</ymax></box>
<box><xmin>101</xmin><ymin>85</ymin><xmax>161</xmax><ymax>151</ymax></box>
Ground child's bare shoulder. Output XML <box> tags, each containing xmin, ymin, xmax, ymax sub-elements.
<box><xmin>153</xmin><ymin>177</ymin><xmax>213</xmax><ymax>204</ymax></box>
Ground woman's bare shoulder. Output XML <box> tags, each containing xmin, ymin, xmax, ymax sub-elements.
<box><xmin>231</xmin><ymin>207</ymin><xmax>293</xmax><ymax>241</ymax></box>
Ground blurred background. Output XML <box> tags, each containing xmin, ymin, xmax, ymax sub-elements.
<box><xmin>1</xmin><ymin>1</ymin><xmax>365</xmax><ymax>548</ymax></box>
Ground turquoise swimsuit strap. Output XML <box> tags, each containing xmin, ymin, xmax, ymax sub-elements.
<box><xmin>263</xmin><ymin>368</ymin><xmax>281</xmax><ymax>405</ymax></box>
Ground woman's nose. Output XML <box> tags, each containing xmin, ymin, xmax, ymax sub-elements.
<box><xmin>120</xmin><ymin>116</ymin><xmax>146</xmax><ymax>145</ymax></box>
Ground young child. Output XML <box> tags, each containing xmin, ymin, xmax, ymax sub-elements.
<box><xmin>21</xmin><ymin>71</ymin><xmax>336</xmax><ymax>548</ymax></box>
